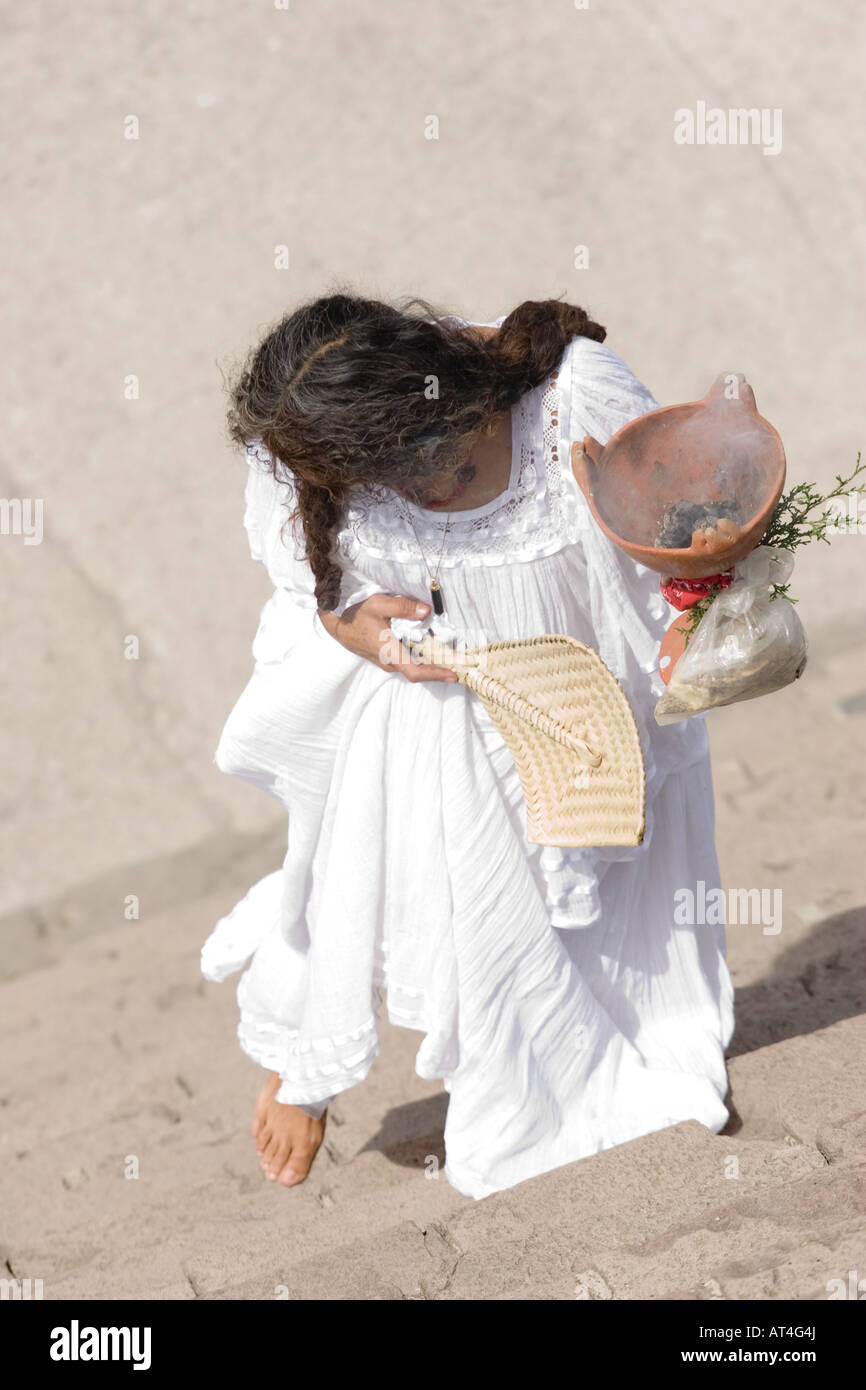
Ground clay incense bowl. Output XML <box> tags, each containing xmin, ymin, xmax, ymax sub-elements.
<box><xmin>571</xmin><ymin>373</ymin><xmax>786</xmax><ymax>579</ymax></box>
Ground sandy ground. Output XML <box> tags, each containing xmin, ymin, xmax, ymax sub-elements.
<box><xmin>1</xmin><ymin>0</ymin><xmax>864</xmax><ymax>1299</ymax></box>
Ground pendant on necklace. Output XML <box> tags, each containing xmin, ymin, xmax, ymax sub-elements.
<box><xmin>430</xmin><ymin>579</ymin><xmax>445</xmax><ymax>615</ymax></box>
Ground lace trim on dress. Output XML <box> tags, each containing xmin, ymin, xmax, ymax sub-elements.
<box><xmin>334</xmin><ymin>346</ymin><xmax>584</xmax><ymax>570</ymax></box>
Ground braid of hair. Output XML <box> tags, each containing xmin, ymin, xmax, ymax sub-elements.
<box><xmin>290</xmin><ymin>474</ymin><xmax>346</xmax><ymax>612</ymax></box>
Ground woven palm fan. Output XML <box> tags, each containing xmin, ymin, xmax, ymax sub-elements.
<box><xmin>402</xmin><ymin>632</ymin><xmax>645</xmax><ymax>848</ymax></box>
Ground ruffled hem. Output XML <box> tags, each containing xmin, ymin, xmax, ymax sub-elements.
<box><xmin>202</xmin><ymin>883</ymin><xmax>460</xmax><ymax>1104</ymax></box>
<box><xmin>237</xmin><ymin>981</ymin><xmax>382</xmax><ymax>1104</ymax></box>
<box><xmin>230</xmin><ymin>966</ymin><xmax>457</xmax><ymax>1105</ymax></box>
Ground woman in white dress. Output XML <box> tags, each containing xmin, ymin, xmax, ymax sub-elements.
<box><xmin>201</xmin><ymin>292</ymin><xmax>735</xmax><ymax>1201</ymax></box>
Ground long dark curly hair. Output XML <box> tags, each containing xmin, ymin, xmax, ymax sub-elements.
<box><xmin>225</xmin><ymin>286</ymin><xmax>606</xmax><ymax>610</ymax></box>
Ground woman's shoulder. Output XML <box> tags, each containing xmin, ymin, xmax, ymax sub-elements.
<box><xmin>561</xmin><ymin>334</ymin><xmax>659</xmax><ymax>438</ymax></box>
<box><xmin>563</xmin><ymin>333</ymin><xmax>654</xmax><ymax>392</ymax></box>
<box><xmin>241</xmin><ymin>438</ymin><xmax>308</xmax><ymax>575</ymax></box>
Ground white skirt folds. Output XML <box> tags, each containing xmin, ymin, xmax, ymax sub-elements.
<box><xmin>201</xmin><ymin>552</ymin><xmax>735</xmax><ymax>1201</ymax></box>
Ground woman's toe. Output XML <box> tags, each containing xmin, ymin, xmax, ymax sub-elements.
<box><xmin>267</xmin><ymin>1144</ymin><xmax>291</xmax><ymax>1181</ymax></box>
<box><xmin>278</xmin><ymin>1142</ymin><xmax>315</xmax><ymax>1186</ymax></box>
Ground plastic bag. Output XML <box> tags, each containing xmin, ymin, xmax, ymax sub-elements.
<box><xmin>654</xmin><ymin>545</ymin><xmax>808</xmax><ymax>725</ymax></box>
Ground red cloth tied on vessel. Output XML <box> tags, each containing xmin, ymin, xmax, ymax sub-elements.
<box><xmin>660</xmin><ymin>571</ymin><xmax>734</xmax><ymax>611</ymax></box>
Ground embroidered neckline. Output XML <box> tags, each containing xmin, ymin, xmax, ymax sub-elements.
<box><xmin>335</xmin><ymin>357</ymin><xmax>577</xmax><ymax>568</ymax></box>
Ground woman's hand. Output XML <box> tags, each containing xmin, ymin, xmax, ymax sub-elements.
<box><xmin>317</xmin><ymin>594</ymin><xmax>459</xmax><ymax>682</ymax></box>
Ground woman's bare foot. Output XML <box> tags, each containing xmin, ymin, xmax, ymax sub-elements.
<box><xmin>251</xmin><ymin>1071</ymin><xmax>327</xmax><ymax>1187</ymax></box>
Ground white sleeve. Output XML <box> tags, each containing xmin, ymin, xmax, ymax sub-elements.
<box><xmin>242</xmin><ymin>441</ymin><xmax>317</xmax><ymax>602</ymax></box>
<box><xmin>565</xmin><ymin>336</ymin><xmax>669</xmax><ymax>649</ymax></box>
<box><xmin>559</xmin><ymin>335</ymin><xmax>710</xmax><ymax>896</ymax></box>
<box><xmin>241</xmin><ymin>439</ymin><xmax>385</xmax><ymax>618</ymax></box>
<box><xmin>567</xmin><ymin>335</ymin><xmax>660</xmax><ymax>441</ymax></box>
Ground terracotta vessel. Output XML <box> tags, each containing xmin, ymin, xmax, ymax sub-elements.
<box><xmin>571</xmin><ymin>373</ymin><xmax>786</xmax><ymax>579</ymax></box>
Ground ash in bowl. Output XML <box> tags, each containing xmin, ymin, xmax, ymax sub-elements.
<box><xmin>655</xmin><ymin>496</ymin><xmax>745</xmax><ymax>550</ymax></box>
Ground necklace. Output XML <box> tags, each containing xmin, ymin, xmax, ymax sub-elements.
<box><xmin>403</xmin><ymin>505</ymin><xmax>453</xmax><ymax>615</ymax></box>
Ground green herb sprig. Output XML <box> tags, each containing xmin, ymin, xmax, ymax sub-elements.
<box><xmin>677</xmin><ymin>452</ymin><xmax>865</xmax><ymax>646</ymax></box>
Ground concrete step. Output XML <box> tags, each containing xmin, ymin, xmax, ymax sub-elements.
<box><xmin>0</xmin><ymin>888</ymin><xmax>473</xmax><ymax>1300</ymax></box>
<box><xmin>197</xmin><ymin>1015</ymin><xmax>866</xmax><ymax>1301</ymax></box>
<box><xmin>1</xmin><ymin>878</ymin><xmax>863</xmax><ymax>1300</ymax></box>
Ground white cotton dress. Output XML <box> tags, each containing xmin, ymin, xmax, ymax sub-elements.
<box><xmin>200</xmin><ymin>318</ymin><xmax>735</xmax><ymax>1201</ymax></box>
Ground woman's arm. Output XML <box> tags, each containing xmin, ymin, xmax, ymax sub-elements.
<box><xmin>243</xmin><ymin>441</ymin><xmax>456</xmax><ymax>681</ymax></box>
